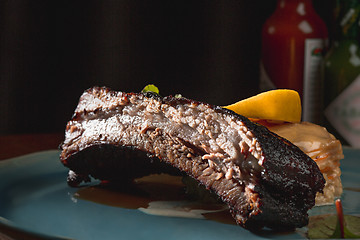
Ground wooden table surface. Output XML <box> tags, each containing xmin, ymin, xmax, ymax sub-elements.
<box><xmin>0</xmin><ymin>133</ymin><xmax>64</xmax><ymax>239</ymax></box>
<box><xmin>0</xmin><ymin>133</ymin><xmax>64</xmax><ymax>161</ymax></box>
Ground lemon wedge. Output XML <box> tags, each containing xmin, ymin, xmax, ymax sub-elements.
<box><xmin>223</xmin><ymin>89</ymin><xmax>302</xmax><ymax>123</ymax></box>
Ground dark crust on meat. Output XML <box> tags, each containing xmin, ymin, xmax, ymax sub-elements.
<box><xmin>163</xmin><ymin>93</ymin><xmax>324</xmax><ymax>207</ymax></box>
<box><xmin>159</xmin><ymin>93</ymin><xmax>324</xmax><ymax>228</ymax></box>
<box><xmin>165</xmin><ymin>96</ymin><xmax>324</xmax><ymax>193</ymax></box>
<box><xmin>60</xmin><ymin>86</ymin><xmax>325</xmax><ymax>230</ymax></box>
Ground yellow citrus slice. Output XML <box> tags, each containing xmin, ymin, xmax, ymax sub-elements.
<box><xmin>223</xmin><ymin>89</ymin><xmax>302</xmax><ymax>123</ymax></box>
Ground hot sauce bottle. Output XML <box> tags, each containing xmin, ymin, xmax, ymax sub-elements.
<box><xmin>260</xmin><ymin>0</ymin><xmax>328</xmax><ymax>123</ymax></box>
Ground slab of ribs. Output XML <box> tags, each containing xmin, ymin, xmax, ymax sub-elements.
<box><xmin>60</xmin><ymin>87</ymin><xmax>325</xmax><ymax>230</ymax></box>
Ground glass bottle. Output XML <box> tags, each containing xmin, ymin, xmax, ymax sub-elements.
<box><xmin>260</xmin><ymin>0</ymin><xmax>328</xmax><ymax>123</ymax></box>
<box><xmin>323</xmin><ymin>0</ymin><xmax>360</xmax><ymax>147</ymax></box>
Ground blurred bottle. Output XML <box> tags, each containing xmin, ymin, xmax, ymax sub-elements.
<box><xmin>323</xmin><ymin>0</ymin><xmax>360</xmax><ymax>147</ymax></box>
<box><xmin>260</xmin><ymin>0</ymin><xmax>328</xmax><ymax>123</ymax></box>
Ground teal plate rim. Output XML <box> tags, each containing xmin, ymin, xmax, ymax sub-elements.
<box><xmin>0</xmin><ymin>148</ymin><xmax>359</xmax><ymax>240</ymax></box>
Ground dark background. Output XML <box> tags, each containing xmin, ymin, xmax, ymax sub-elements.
<box><xmin>0</xmin><ymin>0</ymin><xmax>332</xmax><ymax>134</ymax></box>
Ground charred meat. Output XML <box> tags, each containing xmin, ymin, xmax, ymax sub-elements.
<box><xmin>60</xmin><ymin>87</ymin><xmax>325</xmax><ymax>230</ymax></box>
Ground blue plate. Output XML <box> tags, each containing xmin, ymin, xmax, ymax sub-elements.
<box><xmin>0</xmin><ymin>148</ymin><xmax>359</xmax><ymax>240</ymax></box>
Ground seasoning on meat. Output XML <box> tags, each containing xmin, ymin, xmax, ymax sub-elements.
<box><xmin>60</xmin><ymin>87</ymin><xmax>325</xmax><ymax>230</ymax></box>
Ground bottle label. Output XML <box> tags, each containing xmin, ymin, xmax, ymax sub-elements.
<box><xmin>303</xmin><ymin>38</ymin><xmax>327</xmax><ymax>123</ymax></box>
<box><xmin>324</xmin><ymin>75</ymin><xmax>360</xmax><ymax>147</ymax></box>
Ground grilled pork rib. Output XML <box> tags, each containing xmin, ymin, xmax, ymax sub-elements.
<box><xmin>60</xmin><ymin>87</ymin><xmax>325</xmax><ymax>230</ymax></box>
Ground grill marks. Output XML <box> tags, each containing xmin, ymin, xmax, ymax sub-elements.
<box><xmin>60</xmin><ymin>87</ymin><xmax>325</xmax><ymax>230</ymax></box>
